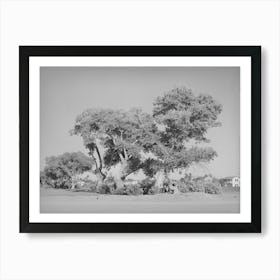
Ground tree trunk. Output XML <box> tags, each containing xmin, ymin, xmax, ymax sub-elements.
<box><xmin>155</xmin><ymin>170</ymin><xmax>164</xmax><ymax>192</ymax></box>
<box><xmin>115</xmin><ymin>177</ymin><xmax>125</xmax><ymax>189</ymax></box>
<box><xmin>88</xmin><ymin>146</ymin><xmax>106</xmax><ymax>184</ymax></box>
<box><xmin>96</xmin><ymin>168</ymin><xmax>106</xmax><ymax>182</ymax></box>
<box><xmin>154</xmin><ymin>170</ymin><xmax>169</xmax><ymax>192</ymax></box>
<box><xmin>71</xmin><ymin>180</ymin><xmax>76</xmax><ymax>190</ymax></box>
<box><xmin>95</xmin><ymin>146</ymin><xmax>106</xmax><ymax>180</ymax></box>
<box><xmin>119</xmin><ymin>160</ymin><xmax>129</xmax><ymax>180</ymax></box>
<box><xmin>70</xmin><ymin>173</ymin><xmax>78</xmax><ymax>190</ymax></box>
<box><xmin>112</xmin><ymin>160</ymin><xmax>128</xmax><ymax>189</ymax></box>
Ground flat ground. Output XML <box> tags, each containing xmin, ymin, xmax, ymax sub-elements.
<box><xmin>40</xmin><ymin>188</ymin><xmax>240</xmax><ymax>213</ymax></box>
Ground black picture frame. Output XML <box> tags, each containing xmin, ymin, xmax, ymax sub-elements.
<box><xmin>20</xmin><ymin>46</ymin><xmax>261</xmax><ymax>233</ymax></box>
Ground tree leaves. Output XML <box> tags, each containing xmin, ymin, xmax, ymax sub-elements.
<box><xmin>43</xmin><ymin>152</ymin><xmax>93</xmax><ymax>188</ymax></box>
<box><xmin>71</xmin><ymin>87</ymin><xmax>222</xmax><ymax>178</ymax></box>
<box><xmin>153</xmin><ymin>87</ymin><xmax>222</xmax><ymax>143</ymax></box>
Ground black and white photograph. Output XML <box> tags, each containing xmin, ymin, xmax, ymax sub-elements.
<box><xmin>40</xmin><ymin>66</ymin><xmax>240</xmax><ymax>214</ymax></box>
<box><xmin>19</xmin><ymin>46</ymin><xmax>261</xmax><ymax>233</ymax></box>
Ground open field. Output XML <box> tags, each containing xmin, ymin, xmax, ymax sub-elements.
<box><xmin>40</xmin><ymin>188</ymin><xmax>240</xmax><ymax>213</ymax></box>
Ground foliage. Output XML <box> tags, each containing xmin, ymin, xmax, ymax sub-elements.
<box><xmin>148</xmin><ymin>185</ymin><xmax>160</xmax><ymax>195</ymax></box>
<box><xmin>112</xmin><ymin>187</ymin><xmax>127</xmax><ymax>195</ymax></box>
<box><xmin>41</xmin><ymin>152</ymin><xmax>93</xmax><ymax>189</ymax></box>
<box><xmin>150</xmin><ymin>87</ymin><xmax>222</xmax><ymax>172</ymax></box>
<box><xmin>111</xmin><ymin>183</ymin><xmax>143</xmax><ymax>195</ymax></box>
<box><xmin>178</xmin><ymin>180</ymin><xmax>194</xmax><ymax>193</ymax></box>
<box><xmin>96</xmin><ymin>175</ymin><xmax>120</xmax><ymax>194</ymax></box>
<box><xmin>141</xmin><ymin>158</ymin><xmax>163</xmax><ymax>177</ymax></box>
<box><xmin>189</xmin><ymin>181</ymin><xmax>205</xmax><ymax>192</ymax></box>
<box><xmin>40</xmin><ymin>171</ymin><xmax>49</xmax><ymax>187</ymax></box>
<box><xmin>68</xmin><ymin>86</ymin><xmax>223</xmax><ymax>187</ymax></box>
<box><xmin>97</xmin><ymin>184</ymin><xmax>112</xmax><ymax>194</ymax></box>
<box><xmin>125</xmin><ymin>183</ymin><xmax>144</xmax><ymax>195</ymax></box>
<box><xmin>81</xmin><ymin>180</ymin><xmax>98</xmax><ymax>192</ymax></box>
<box><xmin>71</xmin><ymin>108</ymin><xmax>156</xmax><ymax>181</ymax></box>
<box><xmin>177</xmin><ymin>175</ymin><xmax>222</xmax><ymax>194</ymax></box>
<box><xmin>139</xmin><ymin>178</ymin><xmax>156</xmax><ymax>194</ymax></box>
<box><xmin>153</xmin><ymin>87</ymin><xmax>222</xmax><ymax>143</ymax></box>
<box><xmin>103</xmin><ymin>176</ymin><xmax>117</xmax><ymax>191</ymax></box>
<box><xmin>204</xmin><ymin>181</ymin><xmax>222</xmax><ymax>194</ymax></box>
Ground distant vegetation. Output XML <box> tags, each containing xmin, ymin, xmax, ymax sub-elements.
<box><xmin>40</xmin><ymin>152</ymin><xmax>93</xmax><ymax>189</ymax></box>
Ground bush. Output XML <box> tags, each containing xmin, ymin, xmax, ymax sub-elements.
<box><xmin>97</xmin><ymin>184</ymin><xmax>112</xmax><ymax>194</ymax></box>
<box><xmin>41</xmin><ymin>152</ymin><xmax>93</xmax><ymax>189</ymax></box>
<box><xmin>40</xmin><ymin>171</ymin><xmax>47</xmax><ymax>186</ymax></box>
<box><xmin>51</xmin><ymin>177</ymin><xmax>72</xmax><ymax>189</ymax></box>
<box><xmin>139</xmin><ymin>178</ymin><xmax>156</xmax><ymax>194</ymax></box>
<box><xmin>125</xmin><ymin>184</ymin><xmax>143</xmax><ymax>195</ymax></box>
<box><xmin>178</xmin><ymin>180</ymin><xmax>194</xmax><ymax>193</ymax></box>
<box><xmin>178</xmin><ymin>179</ymin><xmax>204</xmax><ymax>193</ymax></box>
<box><xmin>148</xmin><ymin>185</ymin><xmax>160</xmax><ymax>195</ymax></box>
<box><xmin>191</xmin><ymin>181</ymin><xmax>205</xmax><ymax>192</ymax></box>
<box><xmin>112</xmin><ymin>187</ymin><xmax>127</xmax><ymax>195</ymax></box>
<box><xmin>112</xmin><ymin>183</ymin><xmax>143</xmax><ymax>195</ymax></box>
<box><xmin>104</xmin><ymin>176</ymin><xmax>117</xmax><ymax>191</ymax></box>
<box><xmin>204</xmin><ymin>182</ymin><xmax>222</xmax><ymax>194</ymax></box>
<box><xmin>177</xmin><ymin>175</ymin><xmax>200</xmax><ymax>193</ymax></box>
<box><xmin>178</xmin><ymin>177</ymin><xmax>222</xmax><ymax>194</ymax></box>
<box><xmin>82</xmin><ymin>180</ymin><xmax>98</xmax><ymax>192</ymax></box>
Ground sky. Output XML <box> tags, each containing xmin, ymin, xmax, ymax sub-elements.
<box><xmin>40</xmin><ymin>67</ymin><xmax>240</xmax><ymax>178</ymax></box>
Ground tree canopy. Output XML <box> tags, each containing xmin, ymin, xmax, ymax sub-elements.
<box><xmin>71</xmin><ymin>87</ymin><xmax>222</xmax><ymax>185</ymax></box>
<box><xmin>42</xmin><ymin>152</ymin><xmax>93</xmax><ymax>188</ymax></box>
<box><xmin>153</xmin><ymin>87</ymin><xmax>222</xmax><ymax>146</ymax></box>
<box><xmin>71</xmin><ymin>108</ymin><xmax>156</xmax><ymax>180</ymax></box>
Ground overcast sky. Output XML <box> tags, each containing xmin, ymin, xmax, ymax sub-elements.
<box><xmin>40</xmin><ymin>67</ymin><xmax>240</xmax><ymax>178</ymax></box>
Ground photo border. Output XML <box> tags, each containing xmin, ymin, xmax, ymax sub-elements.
<box><xmin>19</xmin><ymin>46</ymin><xmax>261</xmax><ymax>233</ymax></box>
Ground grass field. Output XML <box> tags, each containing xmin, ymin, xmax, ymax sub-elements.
<box><xmin>40</xmin><ymin>188</ymin><xmax>240</xmax><ymax>213</ymax></box>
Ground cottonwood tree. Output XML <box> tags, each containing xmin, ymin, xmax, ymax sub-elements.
<box><xmin>71</xmin><ymin>108</ymin><xmax>156</xmax><ymax>187</ymax></box>
<box><xmin>71</xmin><ymin>87</ymin><xmax>222</xmax><ymax>189</ymax></box>
<box><xmin>42</xmin><ymin>152</ymin><xmax>93</xmax><ymax>189</ymax></box>
<box><xmin>142</xmin><ymin>87</ymin><xmax>222</xmax><ymax>182</ymax></box>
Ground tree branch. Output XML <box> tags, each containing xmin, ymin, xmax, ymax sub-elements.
<box><xmin>118</xmin><ymin>152</ymin><xmax>125</xmax><ymax>163</ymax></box>
<box><xmin>123</xmin><ymin>148</ymin><xmax>128</xmax><ymax>160</ymax></box>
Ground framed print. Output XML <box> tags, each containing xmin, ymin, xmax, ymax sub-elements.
<box><xmin>19</xmin><ymin>46</ymin><xmax>261</xmax><ymax>233</ymax></box>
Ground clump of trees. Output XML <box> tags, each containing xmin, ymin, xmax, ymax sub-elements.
<box><xmin>40</xmin><ymin>152</ymin><xmax>93</xmax><ymax>189</ymax></box>
<box><xmin>41</xmin><ymin>87</ymin><xmax>223</xmax><ymax>194</ymax></box>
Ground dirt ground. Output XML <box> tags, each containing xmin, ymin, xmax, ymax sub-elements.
<box><xmin>40</xmin><ymin>188</ymin><xmax>240</xmax><ymax>213</ymax></box>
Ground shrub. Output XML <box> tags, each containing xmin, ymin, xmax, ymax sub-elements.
<box><xmin>40</xmin><ymin>169</ymin><xmax>69</xmax><ymax>189</ymax></box>
<box><xmin>125</xmin><ymin>184</ymin><xmax>143</xmax><ymax>195</ymax></box>
<box><xmin>112</xmin><ymin>187</ymin><xmax>127</xmax><ymax>195</ymax></box>
<box><xmin>139</xmin><ymin>178</ymin><xmax>156</xmax><ymax>194</ymax></box>
<box><xmin>51</xmin><ymin>177</ymin><xmax>72</xmax><ymax>189</ymax></box>
<box><xmin>82</xmin><ymin>180</ymin><xmax>98</xmax><ymax>192</ymax></box>
<box><xmin>97</xmin><ymin>184</ymin><xmax>112</xmax><ymax>194</ymax></box>
<box><xmin>204</xmin><ymin>181</ymin><xmax>222</xmax><ymax>194</ymax></box>
<box><xmin>104</xmin><ymin>176</ymin><xmax>117</xmax><ymax>191</ymax></box>
<box><xmin>178</xmin><ymin>180</ymin><xmax>193</xmax><ymax>193</ymax></box>
<box><xmin>191</xmin><ymin>181</ymin><xmax>205</xmax><ymax>192</ymax></box>
<box><xmin>112</xmin><ymin>183</ymin><xmax>143</xmax><ymax>195</ymax></box>
<box><xmin>148</xmin><ymin>185</ymin><xmax>160</xmax><ymax>195</ymax></box>
<box><xmin>178</xmin><ymin>175</ymin><xmax>201</xmax><ymax>193</ymax></box>
<box><xmin>178</xmin><ymin>179</ymin><xmax>206</xmax><ymax>193</ymax></box>
<box><xmin>40</xmin><ymin>171</ymin><xmax>47</xmax><ymax>186</ymax></box>
<box><xmin>41</xmin><ymin>152</ymin><xmax>93</xmax><ymax>189</ymax></box>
